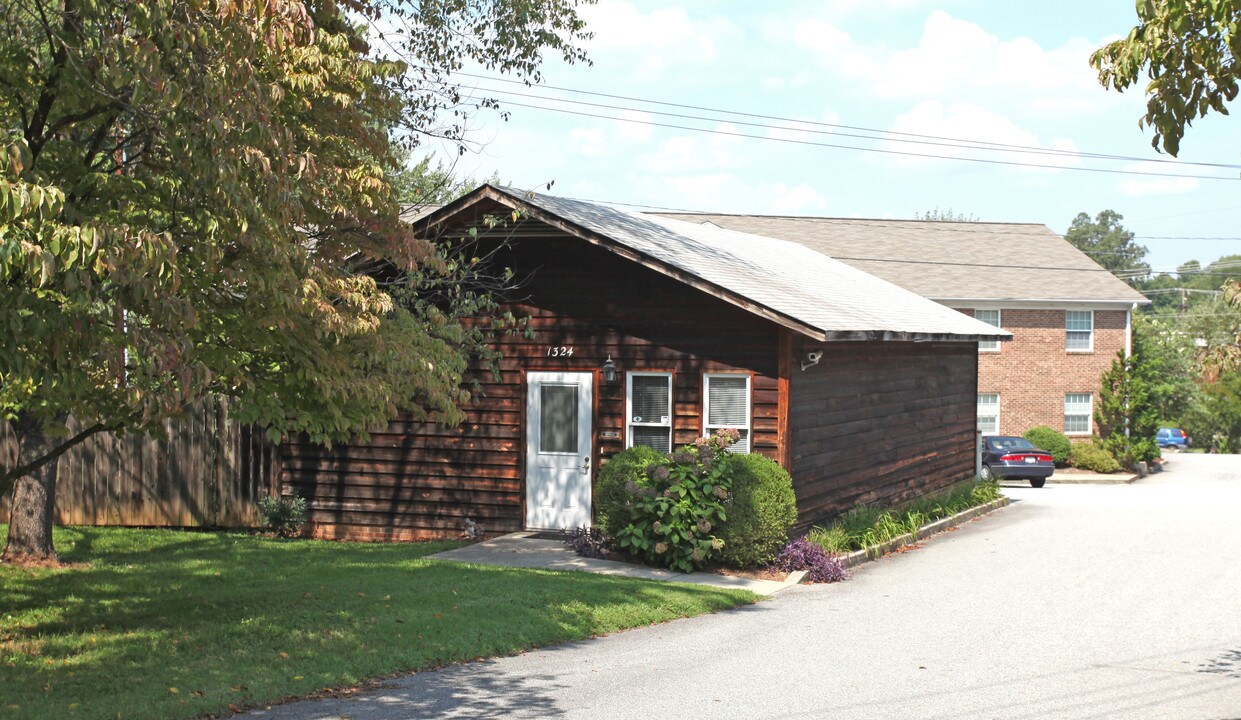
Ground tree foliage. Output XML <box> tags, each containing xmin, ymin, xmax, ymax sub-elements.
<box><xmin>1065</xmin><ymin>210</ymin><xmax>1150</xmax><ymax>284</ymax></box>
<box><xmin>1091</xmin><ymin>0</ymin><xmax>1241</xmax><ymax>156</ymax></box>
<box><xmin>0</xmin><ymin>0</ymin><xmax>591</xmax><ymax>562</ymax></box>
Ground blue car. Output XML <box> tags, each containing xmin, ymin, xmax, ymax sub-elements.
<box><xmin>980</xmin><ymin>436</ymin><xmax>1055</xmax><ymax>488</ymax></box>
<box><xmin>1155</xmin><ymin>428</ymin><xmax>1190</xmax><ymax>450</ymax></box>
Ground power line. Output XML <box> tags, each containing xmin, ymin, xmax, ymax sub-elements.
<box><xmin>471</xmin><ymin>83</ymin><xmax>1228</xmax><ymax>170</ymax></box>
<box><xmin>496</xmin><ymin>99</ymin><xmax>1239</xmax><ymax>182</ymax></box>
<box><xmin>454</xmin><ymin>71</ymin><xmax>1241</xmax><ymax>171</ymax></box>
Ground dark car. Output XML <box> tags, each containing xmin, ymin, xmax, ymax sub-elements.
<box><xmin>1155</xmin><ymin>428</ymin><xmax>1190</xmax><ymax>450</ymax></box>
<box><xmin>980</xmin><ymin>436</ymin><xmax>1054</xmax><ymax>488</ymax></box>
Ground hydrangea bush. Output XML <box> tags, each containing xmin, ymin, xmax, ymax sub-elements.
<box><xmin>614</xmin><ymin>429</ymin><xmax>741</xmax><ymax>573</ymax></box>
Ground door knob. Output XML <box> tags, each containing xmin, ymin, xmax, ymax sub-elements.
<box><xmin>581</xmin><ymin>456</ymin><xmax>591</xmax><ymax>475</ymax></box>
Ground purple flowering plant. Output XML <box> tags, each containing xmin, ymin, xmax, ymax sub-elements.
<box><xmin>770</xmin><ymin>537</ymin><xmax>848</xmax><ymax>583</ymax></box>
<box><xmin>615</xmin><ymin>428</ymin><xmax>742</xmax><ymax>573</ymax></box>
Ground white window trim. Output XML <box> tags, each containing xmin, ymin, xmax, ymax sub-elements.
<box><xmin>626</xmin><ymin>372</ymin><xmax>672</xmax><ymax>451</ymax></box>
<box><xmin>1066</xmin><ymin>310</ymin><xmax>1095</xmax><ymax>353</ymax></box>
<box><xmin>977</xmin><ymin>393</ymin><xmax>1000</xmax><ymax>436</ymax></box>
<box><xmin>703</xmin><ymin>373</ymin><xmax>752</xmax><ymax>454</ymax></box>
<box><xmin>976</xmin><ymin>309</ymin><xmax>1001</xmax><ymax>353</ymax></box>
<box><xmin>1064</xmin><ymin>392</ymin><xmax>1093</xmax><ymax>436</ymax></box>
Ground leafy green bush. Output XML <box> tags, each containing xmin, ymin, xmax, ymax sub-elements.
<box><xmin>594</xmin><ymin>445</ymin><xmax>665</xmax><ymax>537</ymax></box>
<box><xmin>1070</xmin><ymin>441</ymin><xmax>1122</xmax><ymax>473</ymax></box>
<box><xmin>1023</xmin><ymin>426</ymin><xmax>1072</xmax><ymax>466</ymax></box>
<box><xmin>615</xmin><ymin>430</ymin><xmax>740</xmax><ymax>573</ymax></box>
<box><xmin>257</xmin><ymin>494</ymin><xmax>307</xmax><ymax>537</ymax></box>
<box><xmin>715</xmin><ymin>453</ymin><xmax>798</xmax><ymax>568</ymax></box>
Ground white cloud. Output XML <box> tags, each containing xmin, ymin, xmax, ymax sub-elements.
<box><xmin>791</xmin><ymin>11</ymin><xmax>1118</xmax><ymax>118</ymax></box>
<box><xmin>577</xmin><ymin>1</ymin><xmax>740</xmax><ymax>76</ymax></box>
<box><xmin>1118</xmin><ymin>162</ymin><xmax>1202</xmax><ymax>196</ymax></box>
<box><xmin>635</xmin><ymin>123</ymin><xmax>744</xmax><ymax>174</ymax></box>
<box><xmin>884</xmin><ymin>101</ymin><xmax>1081</xmax><ymax>172</ymax></box>
<box><xmin>770</xmin><ymin>183</ymin><xmax>830</xmax><ymax>213</ymax></box>
<box><xmin>567</xmin><ymin>128</ymin><xmax>608</xmax><ymax>157</ymax></box>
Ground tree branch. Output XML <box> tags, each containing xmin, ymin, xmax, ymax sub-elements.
<box><xmin>0</xmin><ymin>422</ymin><xmax>116</xmax><ymax>498</ymax></box>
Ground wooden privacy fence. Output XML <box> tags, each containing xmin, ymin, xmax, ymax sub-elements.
<box><xmin>0</xmin><ymin>399</ymin><xmax>280</xmax><ymax>528</ymax></box>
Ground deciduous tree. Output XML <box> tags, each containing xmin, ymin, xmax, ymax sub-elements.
<box><xmin>1091</xmin><ymin>0</ymin><xmax>1241</xmax><ymax>157</ymax></box>
<box><xmin>0</xmin><ymin>0</ymin><xmax>591</xmax><ymax>563</ymax></box>
<box><xmin>1065</xmin><ymin>210</ymin><xmax>1150</xmax><ymax>285</ymax></box>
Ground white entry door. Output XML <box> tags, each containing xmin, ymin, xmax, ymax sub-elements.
<box><xmin>525</xmin><ymin>371</ymin><xmax>594</xmax><ymax>530</ymax></box>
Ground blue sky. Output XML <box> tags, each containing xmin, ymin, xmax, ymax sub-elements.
<box><xmin>425</xmin><ymin>1</ymin><xmax>1241</xmax><ymax>275</ymax></box>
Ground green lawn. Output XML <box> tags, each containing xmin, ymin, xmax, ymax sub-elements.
<box><xmin>0</xmin><ymin>525</ymin><xmax>756</xmax><ymax>720</ymax></box>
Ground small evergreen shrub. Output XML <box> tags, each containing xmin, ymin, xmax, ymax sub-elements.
<box><xmin>257</xmin><ymin>494</ymin><xmax>307</xmax><ymax>537</ymax></box>
<box><xmin>1023</xmin><ymin>426</ymin><xmax>1072</xmax><ymax>466</ymax></box>
<box><xmin>770</xmin><ymin>537</ymin><xmax>847</xmax><ymax>583</ymax></box>
<box><xmin>715</xmin><ymin>453</ymin><xmax>798</xmax><ymax>568</ymax></box>
<box><xmin>615</xmin><ymin>430</ymin><xmax>740</xmax><ymax>573</ymax></box>
<box><xmin>1070</xmin><ymin>441</ymin><xmax>1122</xmax><ymax>473</ymax></box>
<box><xmin>594</xmin><ymin>445</ymin><xmax>665</xmax><ymax>538</ymax></box>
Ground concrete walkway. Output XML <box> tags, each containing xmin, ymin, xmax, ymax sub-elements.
<box><xmin>428</xmin><ymin>531</ymin><xmax>803</xmax><ymax>595</ymax></box>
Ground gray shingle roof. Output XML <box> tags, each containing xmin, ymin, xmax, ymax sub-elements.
<box><xmin>651</xmin><ymin>214</ymin><xmax>1149</xmax><ymax>306</ymax></box>
<box><xmin>464</xmin><ymin>187</ymin><xmax>1009</xmax><ymax>343</ymax></box>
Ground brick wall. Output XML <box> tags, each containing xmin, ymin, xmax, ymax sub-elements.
<box><xmin>955</xmin><ymin>308</ymin><xmax>1128</xmax><ymax>437</ymax></box>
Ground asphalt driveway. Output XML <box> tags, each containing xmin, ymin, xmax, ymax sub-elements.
<box><xmin>248</xmin><ymin>453</ymin><xmax>1241</xmax><ymax>720</ymax></box>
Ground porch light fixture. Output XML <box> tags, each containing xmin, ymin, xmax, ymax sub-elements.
<box><xmin>602</xmin><ymin>355</ymin><xmax>618</xmax><ymax>385</ymax></box>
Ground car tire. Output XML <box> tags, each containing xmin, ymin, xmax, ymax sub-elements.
<box><xmin>980</xmin><ymin>464</ymin><xmax>994</xmax><ymax>481</ymax></box>
<box><xmin>1029</xmin><ymin>477</ymin><xmax>1046</xmax><ymax>488</ymax></box>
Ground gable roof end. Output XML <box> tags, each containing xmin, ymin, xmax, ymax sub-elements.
<box><xmin>416</xmin><ymin>186</ymin><xmax>1012</xmax><ymax>343</ymax></box>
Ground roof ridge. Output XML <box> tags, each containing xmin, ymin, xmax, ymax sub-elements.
<box><xmin>657</xmin><ymin>211</ymin><xmax>1051</xmax><ymax>228</ymax></box>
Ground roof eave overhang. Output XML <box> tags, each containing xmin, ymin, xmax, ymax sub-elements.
<box><xmin>416</xmin><ymin>186</ymin><xmax>832</xmax><ymax>341</ymax></box>
<box><xmin>931</xmin><ymin>297</ymin><xmax>1150</xmax><ymax>309</ymax></box>
<box><xmin>822</xmin><ymin>330</ymin><xmax>1013</xmax><ymax>343</ymax></box>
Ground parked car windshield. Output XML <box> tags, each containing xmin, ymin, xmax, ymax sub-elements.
<box><xmin>987</xmin><ymin>437</ymin><xmax>1036</xmax><ymax>451</ymax></box>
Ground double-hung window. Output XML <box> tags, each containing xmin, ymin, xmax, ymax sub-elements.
<box><xmin>976</xmin><ymin>309</ymin><xmax>1001</xmax><ymax>352</ymax></box>
<box><xmin>627</xmin><ymin>372</ymin><xmax>672</xmax><ymax>453</ymax></box>
<box><xmin>1064</xmin><ymin>393</ymin><xmax>1092</xmax><ymax>435</ymax></box>
<box><xmin>703</xmin><ymin>374</ymin><xmax>751</xmax><ymax>454</ymax></box>
<box><xmin>1066</xmin><ymin>310</ymin><xmax>1094</xmax><ymax>351</ymax></box>
<box><xmin>977</xmin><ymin>393</ymin><xmax>1000</xmax><ymax>435</ymax></box>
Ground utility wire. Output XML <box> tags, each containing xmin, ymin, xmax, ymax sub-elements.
<box><xmin>454</xmin><ymin>71</ymin><xmax>1241</xmax><ymax>171</ymax></box>
<box><xmin>497</xmin><ymin>99</ymin><xmax>1238</xmax><ymax>181</ymax></box>
<box><xmin>471</xmin><ymin>84</ymin><xmax>1208</xmax><ymax>168</ymax></box>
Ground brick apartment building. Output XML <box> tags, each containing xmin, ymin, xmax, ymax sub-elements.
<box><xmin>654</xmin><ymin>213</ymin><xmax>1149</xmax><ymax>438</ymax></box>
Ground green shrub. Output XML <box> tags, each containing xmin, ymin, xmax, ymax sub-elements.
<box><xmin>715</xmin><ymin>453</ymin><xmax>798</xmax><ymax>568</ymax></box>
<box><xmin>615</xmin><ymin>430</ymin><xmax>740</xmax><ymax>573</ymax></box>
<box><xmin>594</xmin><ymin>445</ymin><xmax>665</xmax><ymax>537</ymax></box>
<box><xmin>971</xmin><ymin>478</ymin><xmax>1001</xmax><ymax>504</ymax></box>
<box><xmin>1023</xmin><ymin>426</ymin><xmax>1072</xmax><ymax>466</ymax></box>
<box><xmin>1070</xmin><ymin>441</ymin><xmax>1122</xmax><ymax>473</ymax></box>
<box><xmin>257</xmin><ymin>494</ymin><xmax>307</xmax><ymax>537</ymax></box>
<box><xmin>806</xmin><ymin>479</ymin><xmax>1005</xmax><ymax>555</ymax></box>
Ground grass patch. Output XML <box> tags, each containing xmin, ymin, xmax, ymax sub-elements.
<box><xmin>0</xmin><ymin>525</ymin><xmax>756</xmax><ymax>720</ymax></box>
<box><xmin>806</xmin><ymin>479</ymin><xmax>1003</xmax><ymax>555</ymax></box>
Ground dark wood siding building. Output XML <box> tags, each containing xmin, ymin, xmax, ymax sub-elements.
<box><xmin>282</xmin><ymin>186</ymin><xmax>1006</xmax><ymax>540</ymax></box>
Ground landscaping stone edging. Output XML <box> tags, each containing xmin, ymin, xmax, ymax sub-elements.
<box><xmin>839</xmin><ymin>497</ymin><xmax>1012</xmax><ymax>569</ymax></box>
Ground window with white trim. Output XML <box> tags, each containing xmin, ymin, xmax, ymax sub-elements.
<box><xmin>703</xmin><ymin>374</ymin><xmax>751</xmax><ymax>454</ymax></box>
<box><xmin>977</xmin><ymin>393</ymin><xmax>1000</xmax><ymax>435</ymax></box>
<box><xmin>1064</xmin><ymin>393</ymin><xmax>1092</xmax><ymax>434</ymax></box>
<box><xmin>627</xmin><ymin>373</ymin><xmax>672</xmax><ymax>453</ymax></box>
<box><xmin>976</xmin><ymin>309</ymin><xmax>1001</xmax><ymax>352</ymax></box>
<box><xmin>1066</xmin><ymin>310</ymin><xmax>1094</xmax><ymax>351</ymax></box>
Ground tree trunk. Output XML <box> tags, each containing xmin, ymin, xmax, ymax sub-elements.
<box><xmin>2</xmin><ymin>414</ymin><xmax>61</xmax><ymax>564</ymax></box>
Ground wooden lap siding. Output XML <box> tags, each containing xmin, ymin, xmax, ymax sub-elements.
<box><xmin>282</xmin><ymin>234</ymin><xmax>781</xmax><ymax>540</ymax></box>
<box><xmin>788</xmin><ymin>342</ymin><xmax>977</xmax><ymax>527</ymax></box>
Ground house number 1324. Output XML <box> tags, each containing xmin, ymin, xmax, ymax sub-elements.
<box><xmin>546</xmin><ymin>346</ymin><xmax>574</xmax><ymax>357</ymax></box>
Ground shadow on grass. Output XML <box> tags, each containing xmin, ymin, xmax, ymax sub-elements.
<box><xmin>0</xmin><ymin>525</ymin><xmax>755</xmax><ymax>720</ymax></box>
